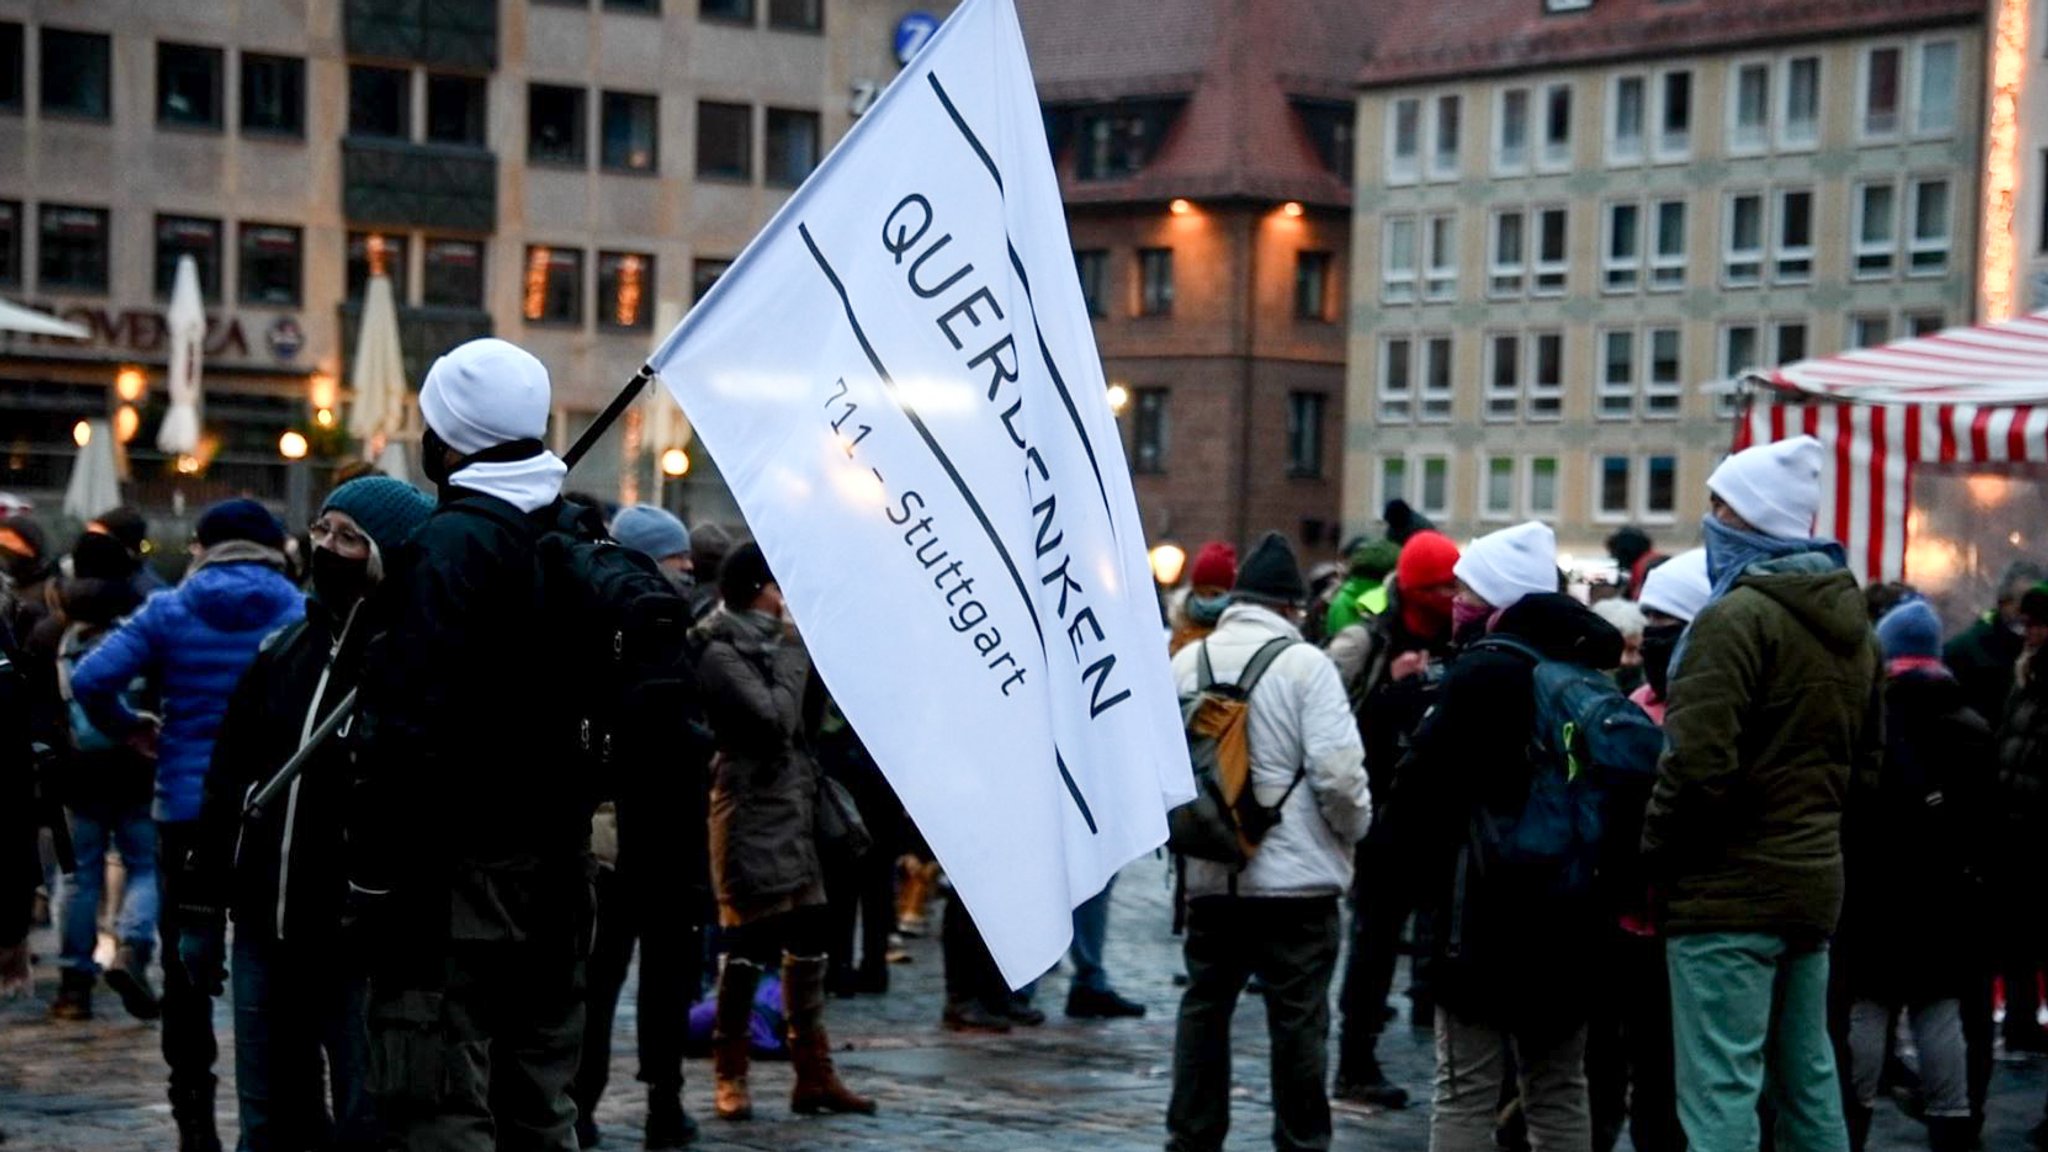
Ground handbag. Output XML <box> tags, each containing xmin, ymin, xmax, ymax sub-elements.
<box><xmin>815</xmin><ymin>775</ymin><xmax>873</xmax><ymax>861</ymax></box>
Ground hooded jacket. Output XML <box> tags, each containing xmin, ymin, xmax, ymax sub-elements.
<box><xmin>1994</xmin><ymin>644</ymin><xmax>2048</xmax><ymax>854</ymax></box>
<box><xmin>1399</xmin><ymin>593</ymin><xmax>1623</xmax><ymax>1037</ymax></box>
<box><xmin>1642</xmin><ymin>556</ymin><xmax>1881</xmax><ymax>938</ymax></box>
<box><xmin>1948</xmin><ymin>613</ymin><xmax>2025</xmax><ymax>736</ymax></box>
<box><xmin>71</xmin><ymin>555</ymin><xmax>304</xmax><ymax>824</ymax></box>
<box><xmin>1170</xmin><ymin>603</ymin><xmax>1371</xmax><ymax>901</ymax></box>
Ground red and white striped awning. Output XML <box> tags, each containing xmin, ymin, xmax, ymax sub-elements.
<box><xmin>1736</xmin><ymin>311</ymin><xmax>2048</xmax><ymax>584</ymax></box>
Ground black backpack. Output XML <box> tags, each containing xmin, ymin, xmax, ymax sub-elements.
<box><xmin>452</xmin><ymin>499</ymin><xmax>697</xmax><ymax>801</ymax></box>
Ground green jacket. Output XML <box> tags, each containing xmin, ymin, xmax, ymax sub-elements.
<box><xmin>1324</xmin><ymin>577</ymin><xmax>1388</xmax><ymax>638</ymax></box>
<box><xmin>1642</xmin><ymin>555</ymin><xmax>1881</xmax><ymax>938</ymax></box>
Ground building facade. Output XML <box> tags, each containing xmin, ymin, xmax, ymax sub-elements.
<box><xmin>1017</xmin><ymin>0</ymin><xmax>1369</xmax><ymax>559</ymax></box>
<box><xmin>1346</xmin><ymin>0</ymin><xmax>1984</xmax><ymax>563</ymax></box>
<box><xmin>0</xmin><ymin>0</ymin><xmax>948</xmax><ymax>530</ymax></box>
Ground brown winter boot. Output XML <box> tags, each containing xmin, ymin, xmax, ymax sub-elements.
<box><xmin>783</xmin><ymin>954</ymin><xmax>877</xmax><ymax>1116</ymax></box>
<box><xmin>711</xmin><ymin>957</ymin><xmax>761</xmax><ymax>1122</ymax></box>
<box><xmin>896</xmin><ymin>857</ymin><xmax>939</xmax><ymax>936</ymax></box>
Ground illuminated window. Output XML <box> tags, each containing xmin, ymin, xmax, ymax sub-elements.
<box><xmin>598</xmin><ymin>251</ymin><xmax>653</xmax><ymax>329</ymax></box>
<box><xmin>347</xmin><ymin>233</ymin><xmax>409</xmax><ymax>302</ymax></box>
<box><xmin>523</xmin><ymin>245</ymin><xmax>584</xmax><ymax>325</ymax></box>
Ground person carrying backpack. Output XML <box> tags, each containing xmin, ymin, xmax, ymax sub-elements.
<box><xmin>349</xmin><ymin>338</ymin><xmax>599</xmax><ymax>1152</ymax></box>
<box><xmin>1401</xmin><ymin>520</ymin><xmax>1632</xmax><ymax>1152</ymax></box>
<box><xmin>1165</xmin><ymin>532</ymin><xmax>1370</xmax><ymax>1152</ymax></box>
<box><xmin>1644</xmin><ymin>437</ymin><xmax>1878</xmax><ymax>1152</ymax></box>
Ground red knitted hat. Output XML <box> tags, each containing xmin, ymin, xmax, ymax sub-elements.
<box><xmin>1396</xmin><ymin>530</ymin><xmax>1460</xmax><ymax>591</ymax></box>
<box><xmin>1188</xmin><ymin>541</ymin><xmax>1238</xmax><ymax>590</ymax></box>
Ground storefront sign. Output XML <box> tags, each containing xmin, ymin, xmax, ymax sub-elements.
<box><xmin>3</xmin><ymin>303</ymin><xmax>304</xmax><ymax>366</ymax></box>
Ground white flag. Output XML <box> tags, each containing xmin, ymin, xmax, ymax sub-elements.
<box><xmin>649</xmin><ymin>0</ymin><xmax>1193</xmax><ymax>986</ymax></box>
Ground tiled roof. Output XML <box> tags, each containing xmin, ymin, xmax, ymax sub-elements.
<box><xmin>1016</xmin><ymin>0</ymin><xmax>1375</xmax><ymax>208</ymax></box>
<box><xmin>1358</xmin><ymin>0</ymin><xmax>1984</xmax><ymax>88</ymax></box>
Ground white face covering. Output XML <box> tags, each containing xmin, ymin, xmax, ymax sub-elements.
<box><xmin>446</xmin><ymin>453</ymin><xmax>568</xmax><ymax>514</ymax></box>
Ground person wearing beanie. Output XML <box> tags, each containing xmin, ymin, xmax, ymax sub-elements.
<box><xmin>1383</xmin><ymin>499</ymin><xmax>1436</xmax><ymax>545</ymax></box>
<box><xmin>611</xmin><ymin>505</ymin><xmax>694</xmax><ymax>575</ymax></box>
<box><xmin>1168</xmin><ymin>541</ymin><xmax>1239</xmax><ymax>656</ymax></box>
<box><xmin>1165</xmin><ymin>531</ymin><xmax>1370</xmax><ymax>1152</ymax></box>
<box><xmin>1645</xmin><ymin>435</ymin><xmax>1878</xmax><ymax>1152</ymax></box>
<box><xmin>0</xmin><ymin>513</ymin><xmax>58</xmax><ymax>669</ymax></box>
<box><xmin>1832</xmin><ymin>598</ymin><xmax>1991</xmax><ymax>1152</ymax></box>
<box><xmin>176</xmin><ymin>475</ymin><xmax>432</xmax><ymax>1150</ymax></box>
<box><xmin>85</xmin><ymin>506</ymin><xmax>168</xmax><ymax>597</ymax></box>
<box><xmin>1632</xmin><ymin>549</ymin><xmax>1711</xmax><ymax>727</ymax></box>
<box><xmin>69</xmin><ymin>496</ymin><xmax>304</xmax><ymax>1149</ymax></box>
<box><xmin>418</xmin><ymin>336</ymin><xmax>569</xmax><ymax>513</ymax></box>
<box><xmin>1327</xmin><ymin>527</ymin><xmax>1461</xmax><ymax>1110</ymax></box>
<box><xmin>1325</xmin><ymin>538</ymin><xmax>1403</xmax><ymax>638</ymax></box>
<box><xmin>46</xmin><ymin>531</ymin><xmax>158</xmax><ymax>1026</ymax></box>
<box><xmin>693</xmin><ymin>538</ymin><xmax>876</xmax><ymax>1123</ymax></box>
<box><xmin>1399</xmin><ymin>540</ymin><xmax>1625</xmax><ymax>1152</ymax></box>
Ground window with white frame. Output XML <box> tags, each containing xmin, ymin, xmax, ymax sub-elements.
<box><xmin>1596</xmin><ymin>455</ymin><xmax>1676</xmax><ymax>522</ymax></box>
<box><xmin>1916</xmin><ymin>39</ymin><xmax>1957</xmax><ymax>136</ymax></box>
<box><xmin>1425</xmin><ymin>212</ymin><xmax>1458</xmax><ymax>300</ymax></box>
<box><xmin>1775</xmin><ymin>320</ymin><xmax>1808</xmax><ymax>364</ymax></box>
<box><xmin>1863</xmin><ymin>45</ymin><xmax>1902</xmax><ymax>138</ymax></box>
<box><xmin>1604</xmin><ymin>201</ymin><xmax>1641</xmax><ymax>291</ymax></box>
<box><xmin>1431</xmin><ymin>95</ymin><xmax>1461</xmax><ymax>179</ymax></box>
<box><xmin>1781</xmin><ymin>55</ymin><xmax>1820</xmax><ymax>148</ymax></box>
<box><xmin>1597</xmin><ymin>455</ymin><xmax>1633</xmax><ymax>520</ymax></box>
<box><xmin>1497</xmin><ymin>87</ymin><xmax>1530</xmax><ymax>174</ymax></box>
<box><xmin>1388</xmin><ymin>98</ymin><xmax>1421</xmax><ymax>183</ymax></box>
<box><xmin>1419</xmin><ymin>455</ymin><xmax>1451</xmax><ymax>518</ymax></box>
<box><xmin>1775</xmin><ymin>189</ymin><xmax>1813</xmax><ymax>283</ymax></box>
<box><xmin>1854</xmin><ymin>181</ymin><xmax>1898</xmax><ymax>277</ymax></box>
<box><xmin>1383</xmin><ymin>215</ymin><xmax>1418</xmax><ymax>303</ymax></box>
<box><xmin>1378</xmin><ymin>335</ymin><xmax>1413</xmax><ymax>422</ymax></box>
<box><xmin>1651</xmin><ymin>199</ymin><xmax>1686</xmax><ymax>290</ymax></box>
<box><xmin>1610</xmin><ymin>74</ymin><xmax>1645</xmax><ymax>163</ymax></box>
<box><xmin>1725</xmin><ymin>192</ymin><xmax>1763</xmax><ymax>286</ymax></box>
<box><xmin>1644</xmin><ymin>455</ymin><xmax>1677</xmax><ymax>520</ymax></box>
<box><xmin>1534</xmin><ymin>207</ymin><xmax>1568</xmax><ymax>295</ymax></box>
<box><xmin>1910</xmin><ymin>178</ymin><xmax>1950</xmax><ymax>274</ymax></box>
<box><xmin>1540</xmin><ymin>83</ymin><xmax>1572</xmax><ymax>170</ymax></box>
<box><xmin>1656</xmin><ymin>70</ymin><xmax>1693</xmax><ymax>160</ymax></box>
<box><xmin>1490</xmin><ymin>210</ymin><xmax>1526</xmax><ymax>297</ymax></box>
<box><xmin>1483</xmin><ymin>456</ymin><xmax>1517</xmax><ymax>520</ymax></box>
<box><xmin>1379</xmin><ymin>455</ymin><xmax>1408</xmax><ymax>507</ymax></box>
<box><xmin>1645</xmin><ymin>327</ymin><xmax>1682</xmax><ymax>417</ymax></box>
<box><xmin>1487</xmin><ymin>333</ymin><xmax>1521</xmax><ymax>420</ymax></box>
<box><xmin>1421</xmin><ymin>335</ymin><xmax>1454</xmax><ymax>421</ymax></box>
<box><xmin>1907</xmin><ymin>311</ymin><xmax>1944</xmax><ymax>337</ymax></box>
<box><xmin>1731</xmin><ymin>61</ymin><xmax>1769</xmax><ymax>153</ymax></box>
<box><xmin>1529</xmin><ymin>331</ymin><xmax>1563</xmax><ymax>420</ymax></box>
<box><xmin>1719</xmin><ymin>323</ymin><xmax>1759</xmax><ymax>416</ymax></box>
<box><xmin>1599</xmin><ymin>329</ymin><xmax>1635</xmax><ymax>418</ymax></box>
<box><xmin>1850</xmin><ymin>314</ymin><xmax>1890</xmax><ymax>349</ymax></box>
<box><xmin>1527</xmin><ymin>457</ymin><xmax>1560</xmax><ymax>519</ymax></box>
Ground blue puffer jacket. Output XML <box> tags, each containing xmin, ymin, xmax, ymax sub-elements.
<box><xmin>72</xmin><ymin>558</ymin><xmax>304</xmax><ymax>823</ymax></box>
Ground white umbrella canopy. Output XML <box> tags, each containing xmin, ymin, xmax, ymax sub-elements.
<box><xmin>347</xmin><ymin>273</ymin><xmax>408</xmax><ymax>449</ymax></box>
<box><xmin>156</xmin><ymin>256</ymin><xmax>206</xmax><ymax>456</ymax></box>
<box><xmin>0</xmin><ymin>297</ymin><xmax>89</xmax><ymax>339</ymax></box>
<box><xmin>63</xmin><ymin>420</ymin><xmax>121</xmax><ymax>523</ymax></box>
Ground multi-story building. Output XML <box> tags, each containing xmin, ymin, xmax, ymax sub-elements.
<box><xmin>1345</xmin><ymin>0</ymin><xmax>1984</xmax><ymax>563</ymax></box>
<box><xmin>1988</xmin><ymin>0</ymin><xmax>2044</xmax><ymax>319</ymax></box>
<box><xmin>1017</xmin><ymin>0</ymin><xmax>1370</xmax><ymax>558</ymax></box>
<box><xmin>0</xmin><ymin>0</ymin><xmax>949</xmax><ymax>528</ymax></box>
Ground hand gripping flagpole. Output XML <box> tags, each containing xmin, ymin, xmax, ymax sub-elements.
<box><xmin>243</xmin><ymin>364</ymin><xmax>662</xmax><ymax>821</ymax></box>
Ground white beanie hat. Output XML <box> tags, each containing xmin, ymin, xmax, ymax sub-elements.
<box><xmin>1707</xmin><ymin>436</ymin><xmax>1825</xmax><ymax>540</ymax></box>
<box><xmin>420</xmin><ymin>337</ymin><xmax>554</xmax><ymax>454</ymax></box>
<box><xmin>1453</xmin><ymin>521</ymin><xmax>1557</xmax><ymax>609</ymax></box>
<box><xmin>1638</xmin><ymin>548</ymin><xmax>1711</xmax><ymax>624</ymax></box>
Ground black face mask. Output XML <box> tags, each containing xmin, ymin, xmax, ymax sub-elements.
<box><xmin>310</xmin><ymin>546</ymin><xmax>372</xmax><ymax>610</ymax></box>
<box><xmin>1641</xmin><ymin>622</ymin><xmax>1685</xmax><ymax>701</ymax></box>
<box><xmin>421</xmin><ymin>427</ymin><xmax>454</xmax><ymax>487</ymax></box>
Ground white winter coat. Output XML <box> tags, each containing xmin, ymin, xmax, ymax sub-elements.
<box><xmin>1170</xmin><ymin>602</ymin><xmax>1371</xmax><ymax>900</ymax></box>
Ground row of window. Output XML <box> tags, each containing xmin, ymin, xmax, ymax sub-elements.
<box><xmin>1385</xmin><ymin>37</ymin><xmax>1960</xmax><ymax>184</ymax></box>
<box><xmin>539</xmin><ymin>0</ymin><xmax>825</xmax><ymax>28</ymax></box>
<box><xmin>1072</xmin><ymin>247</ymin><xmax>1339</xmax><ymax>323</ymax></box>
<box><xmin>1373</xmin><ymin>313</ymin><xmax>1945</xmax><ymax>426</ymax></box>
<box><xmin>0</xmin><ymin>26</ymin><xmax>306</xmax><ymax>133</ymax></box>
<box><xmin>1123</xmin><ymin>389</ymin><xmax>1331</xmax><ymax>480</ymax></box>
<box><xmin>1376</xmin><ymin>452</ymin><xmax>1679</xmax><ymax>525</ymax></box>
<box><xmin>1381</xmin><ymin>177</ymin><xmax>1952</xmax><ymax>304</ymax></box>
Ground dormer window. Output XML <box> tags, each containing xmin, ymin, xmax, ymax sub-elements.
<box><xmin>1072</xmin><ymin>101</ymin><xmax>1180</xmax><ymax>181</ymax></box>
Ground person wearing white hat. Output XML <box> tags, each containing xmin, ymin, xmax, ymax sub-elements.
<box><xmin>1450</xmin><ymin>520</ymin><xmax>1558</xmax><ymax>637</ymax></box>
<box><xmin>418</xmin><ymin>337</ymin><xmax>569</xmax><ymax>513</ymax></box>
<box><xmin>1645</xmin><ymin>437</ymin><xmax>1881</xmax><ymax>1152</ymax></box>
<box><xmin>1632</xmin><ymin>549</ymin><xmax>1710</xmax><ymax>726</ymax></box>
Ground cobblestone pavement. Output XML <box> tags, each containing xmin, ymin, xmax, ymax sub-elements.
<box><xmin>3</xmin><ymin>860</ymin><xmax>2043</xmax><ymax>1151</ymax></box>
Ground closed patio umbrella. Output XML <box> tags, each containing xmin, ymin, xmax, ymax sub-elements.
<box><xmin>156</xmin><ymin>256</ymin><xmax>205</xmax><ymax>456</ymax></box>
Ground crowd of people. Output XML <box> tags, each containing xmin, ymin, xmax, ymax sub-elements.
<box><xmin>2</xmin><ymin>334</ymin><xmax>2047</xmax><ymax>1152</ymax></box>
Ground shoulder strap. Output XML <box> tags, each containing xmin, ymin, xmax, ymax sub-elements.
<box><xmin>1235</xmin><ymin>637</ymin><xmax>1297</xmax><ymax>693</ymax></box>
<box><xmin>1472</xmin><ymin>634</ymin><xmax>1544</xmax><ymax>665</ymax></box>
<box><xmin>1196</xmin><ymin>640</ymin><xmax>1216</xmax><ymax>692</ymax></box>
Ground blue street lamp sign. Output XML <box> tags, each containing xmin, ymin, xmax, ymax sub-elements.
<box><xmin>894</xmin><ymin>11</ymin><xmax>941</xmax><ymax>66</ymax></box>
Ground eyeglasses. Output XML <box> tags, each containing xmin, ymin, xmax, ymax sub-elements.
<box><xmin>307</xmin><ymin>519</ymin><xmax>370</xmax><ymax>552</ymax></box>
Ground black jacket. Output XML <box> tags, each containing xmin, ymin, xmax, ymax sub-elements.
<box><xmin>187</xmin><ymin>599</ymin><xmax>363</xmax><ymax>944</ymax></box>
<box><xmin>1838</xmin><ymin>669</ymin><xmax>1990</xmax><ymax>1003</ymax></box>
<box><xmin>354</xmin><ymin>491</ymin><xmax>594</xmax><ymax>960</ymax></box>
<box><xmin>0</xmin><ymin>616</ymin><xmax>40</xmax><ymax>950</ymax></box>
<box><xmin>1947</xmin><ymin>614</ymin><xmax>2024</xmax><ymax>737</ymax></box>
<box><xmin>1399</xmin><ymin>593</ymin><xmax>1624</xmax><ymax>1038</ymax></box>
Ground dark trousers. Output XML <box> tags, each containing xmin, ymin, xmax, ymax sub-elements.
<box><xmin>1337</xmin><ymin>826</ymin><xmax>1411</xmax><ymax>1073</ymax></box>
<box><xmin>1586</xmin><ymin>932</ymin><xmax>1684</xmax><ymax>1152</ymax></box>
<box><xmin>1168</xmin><ymin>895</ymin><xmax>1342</xmax><ymax>1152</ymax></box>
<box><xmin>156</xmin><ymin>821</ymin><xmax>219</xmax><ymax>1110</ymax></box>
<box><xmin>825</xmin><ymin>844</ymin><xmax>894</xmax><ymax>979</ymax></box>
<box><xmin>572</xmin><ymin>865</ymin><xmax>703</xmax><ymax>1120</ymax></box>
<box><xmin>368</xmin><ymin>942</ymin><xmax>587</xmax><ymax>1152</ymax></box>
<box><xmin>1964</xmin><ymin>966</ymin><xmax>1995</xmax><ymax>1122</ymax></box>
<box><xmin>232</xmin><ymin>931</ymin><xmax>379</xmax><ymax>1151</ymax></box>
<box><xmin>941</xmin><ymin>892</ymin><xmax>1006</xmax><ymax>1010</ymax></box>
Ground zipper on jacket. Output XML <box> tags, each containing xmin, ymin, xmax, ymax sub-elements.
<box><xmin>276</xmin><ymin>605</ymin><xmax>357</xmax><ymax>941</ymax></box>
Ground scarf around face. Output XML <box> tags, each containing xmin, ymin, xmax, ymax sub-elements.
<box><xmin>1668</xmin><ymin>516</ymin><xmax>1848</xmax><ymax>679</ymax></box>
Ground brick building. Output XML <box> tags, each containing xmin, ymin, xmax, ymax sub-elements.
<box><xmin>1016</xmin><ymin>0</ymin><xmax>1372</xmax><ymax>560</ymax></box>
